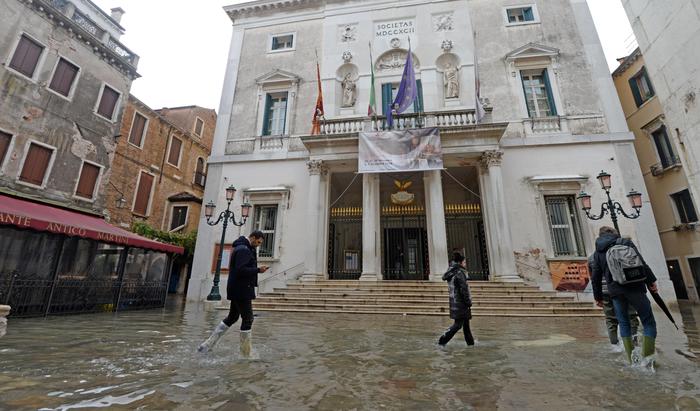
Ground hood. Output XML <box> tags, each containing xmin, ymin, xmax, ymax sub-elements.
<box><xmin>233</xmin><ymin>236</ymin><xmax>251</xmax><ymax>248</ymax></box>
<box><xmin>595</xmin><ymin>233</ymin><xmax>619</xmax><ymax>253</ymax></box>
<box><xmin>442</xmin><ymin>263</ymin><xmax>462</xmax><ymax>281</ymax></box>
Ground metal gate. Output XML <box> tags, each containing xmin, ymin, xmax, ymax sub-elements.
<box><xmin>328</xmin><ymin>207</ymin><xmax>363</xmax><ymax>280</ymax></box>
<box><xmin>445</xmin><ymin>203</ymin><xmax>489</xmax><ymax>280</ymax></box>
<box><xmin>381</xmin><ymin>206</ymin><xmax>429</xmax><ymax>280</ymax></box>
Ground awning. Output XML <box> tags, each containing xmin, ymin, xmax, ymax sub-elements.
<box><xmin>0</xmin><ymin>195</ymin><xmax>184</xmax><ymax>254</ymax></box>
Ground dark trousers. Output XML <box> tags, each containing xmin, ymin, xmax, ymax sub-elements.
<box><xmin>223</xmin><ymin>298</ymin><xmax>254</xmax><ymax>331</ymax></box>
<box><xmin>612</xmin><ymin>291</ymin><xmax>656</xmax><ymax>338</ymax></box>
<box><xmin>439</xmin><ymin>318</ymin><xmax>475</xmax><ymax>346</ymax></box>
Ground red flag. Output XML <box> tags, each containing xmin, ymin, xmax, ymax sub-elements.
<box><xmin>311</xmin><ymin>60</ymin><xmax>324</xmax><ymax>135</ymax></box>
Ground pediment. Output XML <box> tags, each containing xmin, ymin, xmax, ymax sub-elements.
<box><xmin>505</xmin><ymin>43</ymin><xmax>560</xmax><ymax>61</ymax></box>
<box><xmin>255</xmin><ymin>69</ymin><xmax>301</xmax><ymax>85</ymax></box>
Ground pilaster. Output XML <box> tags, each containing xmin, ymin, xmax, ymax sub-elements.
<box><xmin>360</xmin><ymin>173</ymin><xmax>382</xmax><ymax>281</ymax></box>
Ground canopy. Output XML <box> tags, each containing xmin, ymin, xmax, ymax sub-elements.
<box><xmin>0</xmin><ymin>195</ymin><xmax>184</xmax><ymax>254</ymax></box>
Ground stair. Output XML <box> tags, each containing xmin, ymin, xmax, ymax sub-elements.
<box><xmin>226</xmin><ymin>280</ymin><xmax>603</xmax><ymax>317</ymax></box>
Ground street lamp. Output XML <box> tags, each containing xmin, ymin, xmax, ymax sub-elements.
<box><xmin>204</xmin><ymin>185</ymin><xmax>252</xmax><ymax>301</ymax></box>
<box><xmin>577</xmin><ymin>170</ymin><xmax>642</xmax><ymax>233</ymax></box>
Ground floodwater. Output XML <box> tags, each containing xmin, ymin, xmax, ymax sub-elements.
<box><xmin>0</xmin><ymin>301</ymin><xmax>699</xmax><ymax>411</ymax></box>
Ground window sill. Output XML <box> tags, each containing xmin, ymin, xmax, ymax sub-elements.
<box><xmin>545</xmin><ymin>256</ymin><xmax>587</xmax><ymax>262</ymax></box>
<box><xmin>72</xmin><ymin>194</ymin><xmax>96</xmax><ymax>203</ymax></box>
<box><xmin>94</xmin><ymin>111</ymin><xmax>117</xmax><ymax>123</ymax></box>
<box><xmin>267</xmin><ymin>48</ymin><xmax>296</xmax><ymax>54</ymax></box>
<box><xmin>673</xmin><ymin>223</ymin><xmax>698</xmax><ymax>232</ymax></box>
<box><xmin>15</xmin><ymin>179</ymin><xmax>46</xmax><ymax>190</ymax></box>
<box><xmin>650</xmin><ymin>161</ymin><xmax>682</xmax><ymax>177</ymax></box>
<box><xmin>505</xmin><ymin>21</ymin><xmax>540</xmax><ymax>27</ymax></box>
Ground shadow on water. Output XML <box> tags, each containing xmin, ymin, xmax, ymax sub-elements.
<box><xmin>0</xmin><ymin>298</ymin><xmax>699</xmax><ymax>410</ymax></box>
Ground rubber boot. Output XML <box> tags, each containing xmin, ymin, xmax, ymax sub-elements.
<box><xmin>641</xmin><ymin>336</ymin><xmax>656</xmax><ymax>368</ymax></box>
<box><xmin>621</xmin><ymin>336</ymin><xmax>634</xmax><ymax>364</ymax></box>
<box><xmin>198</xmin><ymin>321</ymin><xmax>229</xmax><ymax>353</ymax></box>
<box><xmin>240</xmin><ymin>330</ymin><xmax>254</xmax><ymax>359</ymax></box>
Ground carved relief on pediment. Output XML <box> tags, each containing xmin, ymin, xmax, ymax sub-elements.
<box><xmin>374</xmin><ymin>50</ymin><xmax>421</xmax><ymax>72</ymax></box>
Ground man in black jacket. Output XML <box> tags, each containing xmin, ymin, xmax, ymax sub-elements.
<box><xmin>591</xmin><ymin>226</ymin><xmax>658</xmax><ymax>364</ymax></box>
<box><xmin>198</xmin><ymin>231</ymin><xmax>269</xmax><ymax>356</ymax></box>
<box><xmin>438</xmin><ymin>252</ymin><xmax>475</xmax><ymax>347</ymax></box>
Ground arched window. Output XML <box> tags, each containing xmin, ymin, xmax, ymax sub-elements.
<box><xmin>194</xmin><ymin>157</ymin><xmax>206</xmax><ymax>187</ymax></box>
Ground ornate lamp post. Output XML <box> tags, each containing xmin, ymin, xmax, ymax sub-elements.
<box><xmin>577</xmin><ymin>170</ymin><xmax>643</xmax><ymax>233</ymax></box>
<box><xmin>204</xmin><ymin>185</ymin><xmax>252</xmax><ymax>301</ymax></box>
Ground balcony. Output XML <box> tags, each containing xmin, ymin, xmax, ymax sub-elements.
<box><xmin>318</xmin><ymin>109</ymin><xmax>480</xmax><ymax>136</ymax></box>
<box><xmin>650</xmin><ymin>156</ymin><xmax>682</xmax><ymax>176</ymax></box>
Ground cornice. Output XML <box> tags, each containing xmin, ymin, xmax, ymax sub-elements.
<box><xmin>224</xmin><ymin>0</ymin><xmax>322</xmax><ymax>21</ymax></box>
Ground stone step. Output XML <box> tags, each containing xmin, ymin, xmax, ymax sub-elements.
<box><xmin>286</xmin><ymin>282</ymin><xmax>539</xmax><ymax>290</ymax></box>
<box><xmin>276</xmin><ymin>289</ymin><xmax>561</xmax><ymax>297</ymax></box>
<box><xmin>260</xmin><ymin>292</ymin><xmax>576</xmax><ymax>302</ymax></box>
<box><xmin>254</xmin><ymin>297</ymin><xmax>592</xmax><ymax>308</ymax></box>
<box><xmin>251</xmin><ymin>301</ymin><xmax>598</xmax><ymax>313</ymax></box>
<box><xmin>248</xmin><ymin>307</ymin><xmax>603</xmax><ymax>317</ymax></box>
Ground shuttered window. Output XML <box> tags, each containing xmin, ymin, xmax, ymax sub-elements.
<box><xmin>629</xmin><ymin>67</ymin><xmax>655</xmax><ymax>107</ymax></box>
<box><xmin>672</xmin><ymin>189</ymin><xmax>698</xmax><ymax>224</ymax></box>
<box><xmin>254</xmin><ymin>205</ymin><xmax>278</xmax><ymax>258</ymax></box>
<box><xmin>167</xmin><ymin>136</ymin><xmax>182</xmax><ymax>167</ymax></box>
<box><xmin>0</xmin><ymin>131</ymin><xmax>11</xmax><ymax>167</ymax></box>
<box><xmin>194</xmin><ymin>157</ymin><xmax>206</xmax><ymax>187</ymax></box>
<box><xmin>49</xmin><ymin>58</ymin><xmax>79</xmax><ymax>97</ymax></box>
<box><xmin>9</xmin><ymin>35</ymin><xmax>44</xmax><ymax>78</ymax></box>
<box><xmin>545</xmin><ymin>196</ymin><xmax>585</xmax><ymax>257</ymax></box>
<box><xmin>194</xmin><ymin>118</ymin><xmax>204</xmax><ymax>137</ymax></box>
<box><xmin>133</xmin><ymin>172</ymin><xmax>154</xmax><ymax>215</ymax></box>
<box><xmin>19</xmin><ymin>143</ymin><xmax>53</xmax><ymax>186</ymax></box>
<box><xmin>75</xmin><ymin>162</ymin><xmax>100</xmax><ymax>199</ymax></box>
<box><xmin>128</xmin><ymin>112</ymin><xmax>148</xmax><ymax>147</ymax></box>
<box><xmin>262</xmin><ymin>93</ymin><xmax>288</xmax><ymax>136</ymax></box>
<box><xmin>97</xmin><ymin>85</ymin><xmax>120</xmax><ymax>120</ymax></box>
<box><xmin>521</xmin><ymin>69</ymin><xmax>557</xmax><ymax>117</ymax></box>
<box><xmin>170</xmin><ymin>206</ymin><xmax>188</xmax><ymax>231</ymax></box>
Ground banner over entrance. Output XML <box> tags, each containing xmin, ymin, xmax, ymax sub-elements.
<box><xmin>359</xmin><ymin>127</ymin><xmax>443</xmax><ymax>173</ymax></box>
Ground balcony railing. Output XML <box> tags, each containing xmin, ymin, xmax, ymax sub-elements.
<box><xmin>650</xmin><ymin>156</ymin><xmax>682</xmax><ymax>176</ymax></box>
<box><xmin>319</xmin><ymin>109</ymin><xmax>478</xmax><ymax>136</ymax></box>
<box><xmin>525</xmin><ymin>116</ymin><xmax>562</xmax><ymax>134</ymax></box>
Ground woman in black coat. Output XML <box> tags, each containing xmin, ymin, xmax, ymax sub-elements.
<box><xmin>438</xmin><ymin>252</ymin><xmax>475</xmax><ymax>346</ymax></box>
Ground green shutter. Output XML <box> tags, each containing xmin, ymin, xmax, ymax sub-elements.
<box><xmin>262</xmin><ymin>94</ymin><xmax>272</xmax><ymax>136</ymax></box>
<box><xmin>414</xmin><ymin>79</ymin><xmax>424</xmax><ymax>113</ymax></box>
<box><xmin>520</xmin><ymin>73</ymin><xmax>533</xmax><ymax>118</ymax></box>
<box><xmin>642</xmin><ymin>68</ymin><xmax>655</xmax><ymax>98</ymax></box>
<box><xmin>542</xmin><ymin>69</ymin><xmax>557</xmax><ymax>116</ymax></box>
<box><xmin>381</xmin><ymin>83</ymin><xmax>393</xmax><ymax>116</ymax></box>
<box><xmin>629</xmin><ymin>76</ymin><xmax>643</xmax><ymax>107</ymax></box>
<box><xmin>280</xmin><ymin>92</ymin><xmax>289</xmax><ymax>135</ymax></box>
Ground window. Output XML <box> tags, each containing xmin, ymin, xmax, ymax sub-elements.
<box><xmin>133</xmin><ymin>171</ymin><xmax>154</xmax><ymax>215</ymax></box>
<box><xmin>9</xmin><ymin>34</ymin><xmax>44</xmax><ymax>78</ymax></box>
<box><xmin>521</xmin><ymin>69</ymin><xmax>557</xmax><ymax>118</ymax></box>
<box><xmin>652</xmin><ymin>125</ymin><xmax>678</xmax><ymax>169</ymax></box>
<box><xmin>629</xmin><ymin>67</ymin><xmax>655</xmax><ymax>107</ymax></box>
<box><xmin>194</xmin><ymin>117</ymin><xmax>204</xmax><ymax>137</ymax></box>
<box><xmin>75</xmin><ymin>162</ymin><xmax>101</xmax><ymax>200</ymax></box>
<box><xmin>506</xmin><ymin>6</ymin><xmax>536</xmax><ymax>23</ymax></box>
<box><xmin>262</xmin><ymin>92</ymin><xmax>288</xmax><ymax>136</ymax></box>
<box><xmin>170</xmin><ymin>205</ymin><xmax>188</xmax><ymax>231</ymax></box>
<box><xmin>381</xmin><ymin>80</ymin><xmax>424</xmax><ymax>116</ymax></box>
<box><xmin>19</xmin><ymin>142</ymin><xmax>54</xmax><ymax>186</ymax></box>
<box><xmin>194</xmin><ymin>157</ymin><xmax>206</xmax><ymax>187</ymax></box>
<box><xmin>128</xmin><ymin>112</ymin><xmax>148</xmax><ymax>147</ymax></box>
<box><xmin>672</xmin><ymin>189</ymin><xmax>698</xmax><ymax>224</ymax></box>
<box><xmin>0</xmin><ymin>131</ymin><xmax>11</xmax><ymax>169</ymax></box>
<box><xmin>167</xmin><ymin>136</ymin><xmax>182</xmax><ymax>167</ymax></box>
<box><xmin>96</xmin><ymin>85</ymin><xmax>120</xmax><ymax>120</ymax></box>
<box><xmin>545</xmin><ymin>196</ymin><xmax>585</xmax><ymax>257</ymax></box>
<box><xmin>254</xmin><ymin>205</ymin><xmax>278</xmax><ymax>258</ymax></box>
<box><xmin>270</xmin><ymin>34</ymin><xmax>294</xmax><ymax>51</ymax></box>
<box><xmin>49</xmin><ymin>58</ymin><xmax>79</xmax><ymax>97</ymax></box>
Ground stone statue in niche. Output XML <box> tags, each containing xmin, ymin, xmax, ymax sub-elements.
<box><xmin>444</xmin><ymin>63</ymin><xmax>460</xmax><ymax>98</ymax></box>
<box><xmin>341</xmin><ymin>73</ymin><xmax>357</xmax><ymax>107</ymax></box>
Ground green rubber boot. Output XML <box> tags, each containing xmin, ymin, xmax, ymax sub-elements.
<box><xmin>621</xmin><ymin>337</ymin><xmax>634</xmax><ymax>363</ymax></box>
<box><xmin>642</xmin><ymin>336</ymin><xmax>656</xmax><ymax>358</ymax></box>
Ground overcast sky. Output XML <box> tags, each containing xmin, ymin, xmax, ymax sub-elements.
<box><xmin>91</xmin><ymin>0</ymin><xmax>636</xmax><ymax>111</ymax></box>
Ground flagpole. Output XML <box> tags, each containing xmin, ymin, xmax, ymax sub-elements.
<box><xmin>368</xmin><ymin>41</ymin><xmax>378</xmax><ymax>127</ymax></box>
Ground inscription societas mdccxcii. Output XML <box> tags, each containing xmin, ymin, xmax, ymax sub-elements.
<box><xmin>375</xmin><ymin>19</ymin><xmax>416</xmax><ymax>39</ymax></box>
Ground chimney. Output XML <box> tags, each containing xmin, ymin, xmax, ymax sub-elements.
<box><xmin>110</xmin><ymin>7</ymin><xmax>125</xmax><ymax>24</ymax></box>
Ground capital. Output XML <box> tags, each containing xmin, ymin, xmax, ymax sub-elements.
<box><xmin>306</xmin><ymin>159</ymin><xmax>327</xmax><ymax>175</ymax></box>
<box><xmin>479</xmin><ymin>150</ymin><xmax>503</xmax><ymax>169</ymax></box>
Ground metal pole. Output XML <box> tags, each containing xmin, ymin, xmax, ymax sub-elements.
<box><xmin>114</xmin><ymin>247</ymin><xmax>130</xmax><ymax>312</ymax></box>
<box><xmin>207</xmin><ymin>204</ymin><xmax>230</xmax><ymax>301</ymax></box>
<box><xmin>605</xmin><ymin>189</ymin><xmax>620</xmax><ymax>233</ymax></box>
<box><xmin>43</xmin><ymin>236</ymin><xmax>66</xmax><ymax>317</ymax></box>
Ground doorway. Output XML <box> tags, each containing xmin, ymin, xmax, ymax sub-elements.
<box><xmin>667</xmin><ymin>260</ymin><xmax>688</xmax><ymax>300</ymax></box>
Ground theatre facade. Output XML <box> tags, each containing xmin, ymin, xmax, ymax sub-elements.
<box><xmin>188</xmin><ymin>0</ymin><xmax>675</xmax><ymax>302</ymax></box>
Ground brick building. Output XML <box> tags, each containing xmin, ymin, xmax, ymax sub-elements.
<box><xmin>105</xmin><ymin>95</ymin><xmax>215</xmax><ymax>294</ymax></box>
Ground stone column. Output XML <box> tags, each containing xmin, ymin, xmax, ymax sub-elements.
<box><xmin>360</xmin><ymin>173</ymin><xmax>382</xmax><ymax>281</ymax></box>
<box><xmin>0</xmin><ymin>305</ymin><xmax>9</xmax><ymax>338</ymax></box>
<box><xmin>302</xmin><ymin>160</ymin><xmax>327</xmax><ymax>281</ymax></box>
<box><xmin>479</xmin><ymin>151</ymin><xmax>521</xmax><ymax>282</ymax></box>
<box><xmin>424</xmin><ymin>170</ymin><xmax>449</xmax><ymax>281</ymax></box>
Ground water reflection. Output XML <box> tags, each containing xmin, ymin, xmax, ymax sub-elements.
<box><xmin>0</xmin><ymin>299</ymin><xmax>698</xmax><ymax>410</ymax></box>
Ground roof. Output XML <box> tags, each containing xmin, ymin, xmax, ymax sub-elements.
<box><xmin>0</xmin><ymin>194</ymin><xmax>183</xmax><ymax>254</ymax></box>
<box><xmin>612</xmin><ymin>48</ymin><xmax>642</xmax><ymax>77</ymax></box>
<box><xmin>168</xmin><ymin>192</ymin><xmax>203</xmax><ymax>203</ymax></box>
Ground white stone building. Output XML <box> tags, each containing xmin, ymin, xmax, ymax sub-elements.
<box><xmin>187</xmin><ymin>0</ymin><xmax>674</xmax><ymax>303</ymax></box>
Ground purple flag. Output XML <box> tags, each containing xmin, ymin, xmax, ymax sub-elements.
<box><xmin>387</xmin><ymin>42</ymin><xmax>418</xmax><ymax>128</ymax></box>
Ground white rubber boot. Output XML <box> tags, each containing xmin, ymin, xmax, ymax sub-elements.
<box><xmin>198</xmin><ymin>321</ymin><xmax>229</xmax><ymax>353</ymax></box>
<box><xmin>240</xmin><ymin>330</ymin><xmax>255</xmax><ymax>359</ymax></box>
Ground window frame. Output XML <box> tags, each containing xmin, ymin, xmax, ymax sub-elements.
<box><xmin>127</xmin><ymin>110</ymin><xmax>149</xmax><ymax>149</ymax></box>
<box><xmin>194</xmin><ymin>157</ymin><xmax>206</xmax><ymax>187</ymax></box>
<box><xmin>16</xmin><ymin>140</ymin><xmax>57</xmax><ymax>189</ymax></box>
<box><xmin>169</xmin><ymin>204</ymin><xmax>189</xmax><ymax>232</ymax></box>
<box><xmin>5</xmin><ymin>32</ymin><xmax>47</xmax><ymax>82</ymax></box>
<box><xmin>193</xmin><ymin>117</ymin><xmax>204</xmax><ymax>138</ymax></box>
<box><xmin>0</xmin><ymin>129</ymin><xmax>14</xmax><ymax>175</ymax></box>
<box><xmin>47</xmin><ymin>55</ymin><xmax>82</xmax><ymax>101</ymax></box>
<box><xmin>93</xmin><ymin>82</ymin><xmax>123</xmax><ymax>122</ymax></box>
<box><xmin>72</xmin><ymin>159</ymin><xmax>104</xmax><ymax>202</ymax></box>
<box><xmin>671</xmin><ymin>189</ymin><xmax>698</xmax><ymax>224</ymax></box>
<box><xmin>381</xmin><ymin>79</ymin><xmax>425</xmax><ymax>116</ymax></box>
<box><xmin>243</xmin><ymin>187</ymin><xmax>290</xmax><ymax>262</ymax></box>
<box><xmin>267</xmin><ymin>32</ymin><xmax>297</xmax><ymax>53</ymax></box>
<box><xmin>253</xmin><ymin>204</ymin><xmax>280</xmax><ymax>259</ymax></box>
<box><xmin>651</xmin><ymin>125</ymin><xmax>677</xmax><ymax>169</ymax></box>
<box><xmin>261</xmin><ymin>91</ymin><xmax>290</xmax><ymax>137</ymax></box>
<box><xmin>629</xmin><ymin>67</ymin><xmax>655</xmax><ymax>108</ymax></box>
<box><xmin>166</xmin><ymin>134</ymin><xmax>183</xmax><ymax>168</ymax></box>
<box><xmin>520</xmin><ymin>68</ymin><xmax>558</xmax><ymax>118</ymax></box>
<box><xmin>544</xmin><ymin>195</ymin><xmax>586</xmax><ymax>258</ymax></box>
<box><xmin>131</xmin><ymin>170</ymin><xmax>156</xmax><ymax>216</ymax></box>
<box><xmin>504</xmin><ymin>4</ymin><xmax>540</xmax><ymax>26</ymax></box>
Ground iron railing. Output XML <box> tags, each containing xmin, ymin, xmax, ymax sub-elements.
<box><xmin>650</xmin><ymin>156</ymin><xmax>682</xmax><ymax>176</ymax></box>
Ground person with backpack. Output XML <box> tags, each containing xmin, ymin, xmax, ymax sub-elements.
<box><xmin>438</xmin><ymin>252</ymin><xmax>475</xmax><ymax>347</ymax></box>
<box><xmin>591</xmin><ymin>226</ymin><xmax>658</xmax><ymax>364</ymax></box>
<box><xmin>588</xmin><ymin>254</ymin><xmax>641</xmax><ymax>351</ymax></box>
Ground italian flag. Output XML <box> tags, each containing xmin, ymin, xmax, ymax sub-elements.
<box><xmin>368</xmin><ymin>43</ymin><xmax>377</xmax><ymax>117</ymax></box>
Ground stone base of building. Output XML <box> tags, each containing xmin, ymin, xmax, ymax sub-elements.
<box><xmin>301</xmin><ymin>273</ymin><xmax>324</xmax><ymax>282</ymax></box>
<box><xmin>359</xmin><ymin>273</ymin><xmax>380</xmax><ymax>281</ymax></box>
<box><xmin>0</xmin><ymin>305</ymin><xmax>10</xmax><ymax>338</ymax></box>
<box><xmin>493</xmin><ymin>274</ymin><xmax>524</xmax><ymax>282</ymax></box>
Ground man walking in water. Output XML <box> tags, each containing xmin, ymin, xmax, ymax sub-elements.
<box><xmin>438</xmin><ymin>252</ymin><xmax>475</xmax><ymax>347</ymax></box>
<box><xmin>198</xmin><ymin>231</ymin><xmax>269</xmax><ymax>357</ymax></box>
